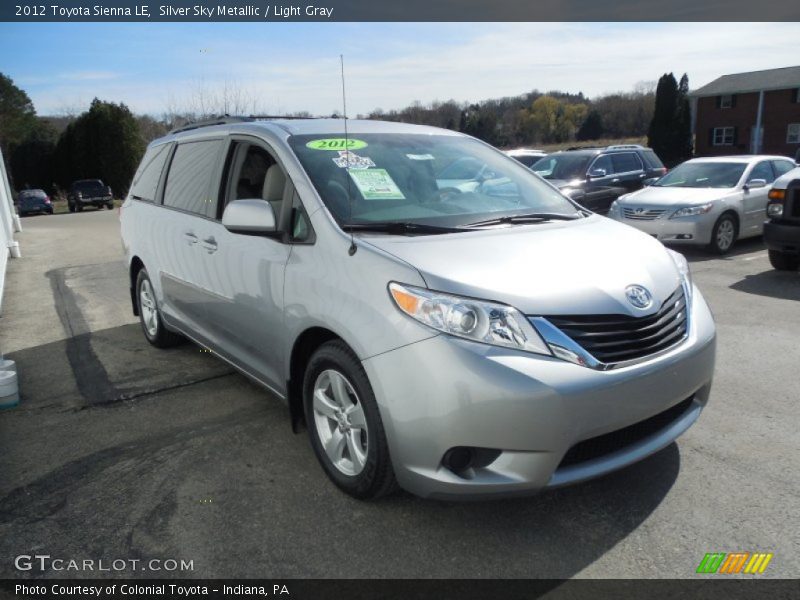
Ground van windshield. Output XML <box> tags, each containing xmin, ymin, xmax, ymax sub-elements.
<box><xmin>288</xmin><ymin>133</ymin><xmax>579</xmax><ymax>228</ymax></box>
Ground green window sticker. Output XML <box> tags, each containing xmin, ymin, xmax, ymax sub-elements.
<box><xmin>306</xmin><ymin>138</ymin><xmax>368</xmax><ymax>151</ymax></box>
<box><xmin>349</xmin><ymin>169</ymin><xmax>405</xmax><ymax>200</ymax></box>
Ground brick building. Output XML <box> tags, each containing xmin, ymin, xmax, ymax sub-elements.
<box><xmin>691</xmin><ymin>66</ymin><xmax>800</xmax><ymax>160</ymax></box>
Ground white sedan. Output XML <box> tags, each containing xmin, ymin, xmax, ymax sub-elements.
<box><xmin>607</xmin><ymin>155</ymin><xmax>797</xmax><ymax>254</ymax></box>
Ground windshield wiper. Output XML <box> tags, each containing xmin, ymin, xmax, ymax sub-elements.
<box><xmin>465</xmin><ymin>212</ymin><xmax>582</xmax><ymax>227</ymax></box>
<box><xmin>342</xmin><ymin>222</ymin><xmax>470</xmax><ymax>235</ymax></box>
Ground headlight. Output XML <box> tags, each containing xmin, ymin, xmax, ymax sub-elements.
<box><xmin>670</xmin><ymin>202</ymin><xmax>713</xmax><ymax>219</ymax></box>
<box><xmin>388</xmin><ymin>282</ymin><xmax>551</xmax><ymax>356</ymax></box>
<box><xmin>667</xmin><ymin>249</ymin><xmax>692</xmax><ymax>302</ymax></box>
<box><xmin>767</xmin><ymin>202</ymin><xmax>784</xmax><ymax>218</ymax></box>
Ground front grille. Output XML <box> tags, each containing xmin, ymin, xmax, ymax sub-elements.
<box><xmin>544</xmin><ymin>287</ymin><xmax>687</xmax><ymax>364</ymax></box>
<box><xmin>790</xmin><ymin>186</ymin><xmax>800</xmax><ymax>219</ymax></box>
<box><xmin>558</xmin><ymin>396</ymin><xmax>695</xmax><ymax>469</ymax></box>
<box><xmin>622</xmin><ymin>207</ymin><xmax>667</xmax><ymax>220</ymax></box>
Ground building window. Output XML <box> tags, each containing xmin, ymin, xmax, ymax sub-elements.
<box><xmin>795</xmin><ymin>88</ymin><xmax>800</xmax><ymax>103</ymax></box>
<box><xmin>788</xmin><ymin>124</ymin><xmax>800</xmax><ymax>144</ymax></box>
<box><xmin>719</xmin><ymin>95</ymin><xmax>733</xmax><ymax>108</ymax></box>
<box><xmin>713</xmin><ymin>127</ymin><xmax>735</xmax><ymax>146</ymax></box>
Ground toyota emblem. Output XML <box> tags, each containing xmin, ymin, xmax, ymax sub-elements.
<box><xmin>625</xmin><ymin>285</ymin><xmax>653</xmax><ymax>309</ymax></box>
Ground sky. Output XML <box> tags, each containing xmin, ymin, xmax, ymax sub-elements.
<box><xmin>2</xmin><ymin>22</ymin><xmax>800</xmax><ymax>118</ymax></box>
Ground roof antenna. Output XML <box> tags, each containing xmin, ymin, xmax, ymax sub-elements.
<box><xmin>340</xmin><ymin>54</ymin><xmax>357</xmax><ymax>256</ymax></box>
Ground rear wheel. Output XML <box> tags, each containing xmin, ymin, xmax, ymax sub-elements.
<box><xmin>68</xmin><ymin>202</ymin><xmax>75</xmax><ymax>213</ymax></box>
<box><xmin>135</xmin><ymin>268</ymin><xmax>183</xmax><ymax>348</ymax></box>
<box><xmin>303</xmin><ymin>340</ymin><xmax>397</xmax><ymax>499</ymax></box>
<box><xmin>768</xmin><ymin>250</ymin><xmax>800</xmax><ymax>271</ymax></box>
<box><xmin>106</xmin><ymin>202</ymin><xmax>114</xmax><ymax>210</ymax></box>
<box><xmin>708</xmin><ymin>213</ymin><xmax>737</xmax><ymax>254</ymax></box>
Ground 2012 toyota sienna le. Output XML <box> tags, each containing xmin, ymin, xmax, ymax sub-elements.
<box><xmin>120</xmin><ymin>117</ymin><xmax>716</xmax><ymax>500</ymax></box>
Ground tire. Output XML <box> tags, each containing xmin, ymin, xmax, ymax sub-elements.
<box><xmin>106</xmin><ymin>203</ymin><xmax>114</xmax><ymax>210</ymax></box>
<box><xmin>135</xmin><ymin>268</ymin><xmax>183</xmax><ymax>348</ymax></box>
<box><xmin>68</xmin><ymin>202</ymin><xmax>75</xmax><ymax>213</ymax></box>
<box><xmin>76</xmin><ymin>200</ymin><xmax>83</xmax><ymax>212</ymax></box>
<box><xmin>303</xmin><ymin>340</ymin><xmax>398</xmax><ymax>499</ymax></box>
<box><xmin>708</xmin><ymin>213</ymin><xmax>738</xmax><ymax>254</ymax></box>
<box><xmin>768</xmin><ymin>249</ymin><xmax>800</xmax><ymax>271</ymax></box>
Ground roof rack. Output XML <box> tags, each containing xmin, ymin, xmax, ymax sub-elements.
<box><xmin>169</xmin><ymin>114</ymin><xmax>324</xmax><ymax>135</ymax></box>
<box><xmin>605</xmin><ymin>144</ymin><xmax>646</xmax><ymax>150</ymax></box>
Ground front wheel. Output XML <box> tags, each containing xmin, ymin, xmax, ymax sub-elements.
<box><xmin>68</xmin><ymin>202</ymin><xmax>75</xmax><ymax>213</ymax></box>
<box><xmin>303</xmin><ymin>340</ymin><xmax>397</xmax><ymax>499</ymax></box>
<box><xmin>768</xmin><ymin>250</ymin><xmax>800</xmax><ymax>271</ymax></box>
<box><xmin>135</xmin><ymin>268</ymin><xmax>183</xmax><ymax>348</ymax></box>
<box><xmin>106</xmin><ymin>203</ymin><xmax>114</xmax><ymax>210</ymax></box>
<box><xmin>708</xmin><ymin>213</ymin><xmax>737</xmax><ymax>254</ymax></box>
<box><xmin>75</xmin><ymin>200</ymin><xmax>83</xmax><ymax>212</ymax></box>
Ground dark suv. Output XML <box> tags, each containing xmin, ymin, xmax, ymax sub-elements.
<box><xmin>531</xmin><ymin>145</ymin><xmax>667</xmax><ymax>214</ymax></box>
<box><xmin>764</xmin><ymin>168</ymin><xmax>800</xmax><ymax>271</ymax></box>
<box><xmin>67</xmin><ymin>179</ymin><xmax>114</xmax><ymax>212</ymax></box>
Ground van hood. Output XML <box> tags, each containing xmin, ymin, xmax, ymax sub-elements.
<box><xmin>360</xmin><ymin>215</ymin><xmax>682</xmax><ymax>316</ymax></box>
<box><xmin>618</xmin><ymin>185</ymin><xmax>736</xmax><ymax>207</ymax></box>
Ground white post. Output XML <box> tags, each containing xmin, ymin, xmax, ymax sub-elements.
<box><xmin>754</xmin><ymin>90</ymin><xmax>765</xmax><ymax>154</ymax></box>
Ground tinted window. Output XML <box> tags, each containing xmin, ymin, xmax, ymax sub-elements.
<box><xmin>772</xmin><ymin>160</ymin><xmax>795</xmax><ymax>177</ymax></box>
<box><xmin>511</xmin><ymin>155</ymin><xmax>542</xmax><ymax>168</ymax></box>
<box><xmin>748</xmin><ymin>161</ymin><xmax>775</xmax><ymax>183</ymax></box>
<box><xmin>163</xmin><ymin>140</ymin><xmax>221</xmax><ymax>215</ymax></box>
<box><xmin>74</xmin><ymin>180</ymin><xmax>105</xmax><ymax>193</ymax></box>
<box><xmin>610</xmin><ymin>152</ymin><xmax>642</xmax><ymax>173</ymax></box>
<box><xmin>130</xmin><ymin>144</ymin><xmax>170</xmax><ymax>202</ymax></box>
<box><xmin>590</xmin><ymin>155</ymin><xmax>613</xmax><ymax>176</ymax></box>
<box><xmin>642</xmin><ymin>150</ymin><xmax>665</xmax><ymax>169</ymax></box>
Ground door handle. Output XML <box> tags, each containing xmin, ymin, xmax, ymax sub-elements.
<box><xmin>183</xmin><ymin>231</ymin><xmax>198</xmax><ymax>245</ymax></box>
<box><xmin>200</xmin><ymin>237</ymin><xmax>218</xmax><ymax>253</ymax></box>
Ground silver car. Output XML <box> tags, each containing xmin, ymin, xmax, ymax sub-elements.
<box><xmin>608</xmin><ymin>155</ymin><xmax>797</xmax><ymax>254</ymax></box>
<box><xmin>120</xmin><ymin>118</ymin><xmax>716</xmax><ymax>500</ymax></box>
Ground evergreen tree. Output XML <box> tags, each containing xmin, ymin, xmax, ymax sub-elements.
<box><xmin>54</xmin><ymin>98</ymin><xmax>144</xmax><ymax>195</ymax></box>
<box><xmin>648</xmin><ymin>73</ymin><xmax>692</xmax><ymax>167</ymax></box>
<box><xmin>576</xmin><ymin>110</ymin><xmax>604</xmax><ymax>141</ymax></box>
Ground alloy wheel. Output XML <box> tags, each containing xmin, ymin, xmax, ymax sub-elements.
<box><xmin>312</xmin><ymin>369</ymin><xmax>369</xmax><ymax>476</ymax></box>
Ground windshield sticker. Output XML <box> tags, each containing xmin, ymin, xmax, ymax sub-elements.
<box><xmin>406</xmin><ymin>153</ymin><xmax>435</xmax><ymax>161</ymax></box>
<box><xmin>332</xmin><ymin>151</ymin><xmax>375</xmax><ymax>170</ymax></box>
<box><xmin>306</xmin><ymin>138</ymin><xmax>368</xmax><ymax>151</ymax></box>
<box><xmin>349</xmin><ymin>169</ymin><xmax>405</xmax><ymax>200</ymax></box>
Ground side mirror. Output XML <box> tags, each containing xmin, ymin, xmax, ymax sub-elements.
<box><xmin>588</xmin><ymin>168</ymin><xmax>607</xmax><ymax>179</ymax></box>
<box><xmin>222</xmin><ymin>199</ymin><xmax>277</xmax><ymax>235</ymax></box>
<box><xmin>746</xmin><ymin>179</ymin><xmax>767</xmax><ymax>189</ymax></box>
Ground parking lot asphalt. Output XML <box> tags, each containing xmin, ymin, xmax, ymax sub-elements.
<box><xmin>0</xmin><ymin>209</ymin><xmax>798</xmax><ymax>579</ymax></box>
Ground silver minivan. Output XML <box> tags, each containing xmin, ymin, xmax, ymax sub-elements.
<box><xmin>120</xmin><ymin>118</ymin><xmax>716</xmax><ymax>500</ymax></box>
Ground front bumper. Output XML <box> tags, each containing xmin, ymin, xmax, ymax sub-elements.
<box><xmin>609</xmin><ymin>211</ymin><xmax>715</xmax><ymax>246</ymax></box>
<box><xmin>363</xmin><ymin>286</ymin><xmax>716</xmax><ymax>499</ymax></box>
<box><xmin>764</xmin><ymin>220</ymin><xmax>800</xmax><ymax>255</ymax></box>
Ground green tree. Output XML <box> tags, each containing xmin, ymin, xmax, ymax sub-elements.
<box><xmin>576</xmin><ymin>110</ymin><xmax>605</xmax><ymax>141</ymax></box>
<box><xmin>0</xmin><ymin>73</ymin><xmax>39</xmax><ymax>189</ymax></box>
<box><xmin>9</xmin><ymin>120</ymin><xmax>58</xmax><ymax>191</ymax></box>
<box><xmin>648</xmin><ymin>73</ymin><xmax>692</xmax><ymax>167</ymax></box>
<box><xmin>54</xmin><ymin>98</ymin><xmax>144</xmax><ymax>195</ymax></box>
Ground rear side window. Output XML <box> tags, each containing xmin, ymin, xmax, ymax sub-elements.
<box><xmin>641</xmin><ymin>150</ymin><xmax>665</xmax><ymax>169</ymax></box>
<box><xmin>163</xmin><ymin>140</ymin><xmax>222</xmax><ymax>216</ymax></box>
<box><xmin>130</xmin><ymin>144</ymin><xmax>170</xmax><ymax>202</ymax></box>
<box><xmin>610</xmin><ymin>152</ymin><xmax>642</xmax><ymax>173</ymax></box>
<box><xmin>772</xmin><ymin>160</ymin><xmax>795</xmax><ymax>178</ymax></box>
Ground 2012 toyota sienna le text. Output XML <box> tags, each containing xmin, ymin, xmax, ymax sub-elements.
<box><xmin>120</xmin><ymin>118</ymin><xmax>716</xmax><ymax>500</ymax></box>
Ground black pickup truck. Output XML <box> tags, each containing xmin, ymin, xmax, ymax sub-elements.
<box><xmin>67</xmin><ymin>179</ymin><xmax>114</xmax><ymax>212</ymax></box>
<box><xmin>764</xmin><ymin>168</ymin><xmax>800</xmax><ymax>271</ymax></box>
